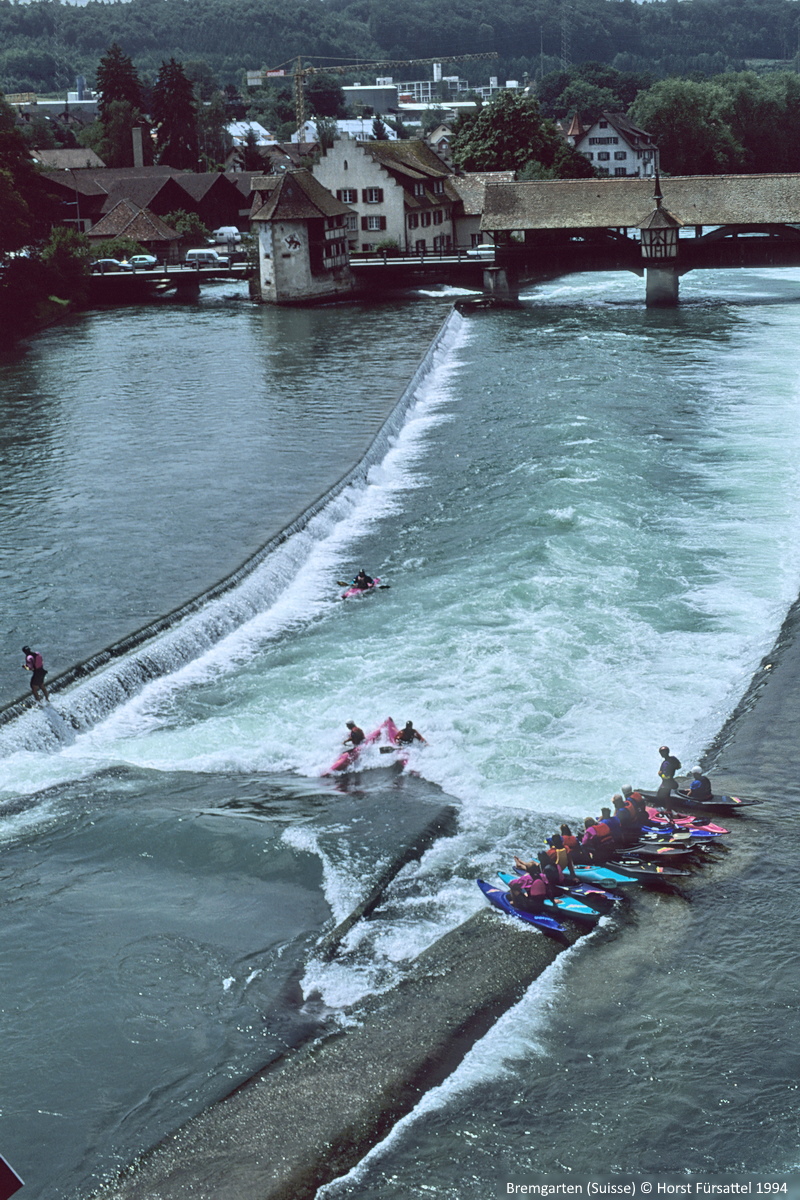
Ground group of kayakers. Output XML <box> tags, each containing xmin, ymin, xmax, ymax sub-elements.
<box><xmin>505</xmin><ymin>748</ymin><xmax>714</xmax><ymax>916</ymax></box>
<box><xmin>343</xmin><ymin>720</ymin><xmax>427</xmax><ymax>748</ymax></box>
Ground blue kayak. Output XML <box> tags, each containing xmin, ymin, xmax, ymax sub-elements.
<box><xmin>496</xmin><ymin>874</ymin><xmax>600</xmax><ymax>926</ymax></box>
<box><xmin>477</xmin><ymin>880</ymin><xmax>567</xmax><ymax>938</ymax></box>
<box><xmin>573</xmin><ymin>863</ymin><xmax>642</xmax><ymax>887</ymax></box>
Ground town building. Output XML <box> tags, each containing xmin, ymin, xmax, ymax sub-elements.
<box><xmin>569</xmin><ymin>113</ymin><xmax>659</xmax><ymax>178</ymax></box>
<box><xmin>312</xmin><ymin>137</ymin><xmax>458</xmax><ymax>253</ymax></box>
<box><xmin>448</xmin><ymin>171</ymin><xmax>514</xmax><ymax>248</ymax></box>
<box><xmin>250</xmin><ymin>168</ymin><xmax>354</xmax><ymax>303</ymax></box>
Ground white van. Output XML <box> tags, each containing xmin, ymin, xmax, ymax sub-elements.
<box><xmin>185</xmin><ymin>248</ymin><xmax>229</xmax><ymax>267</ymax></box>
<box><xmin>211</xmin><ymin>226</ymin><xmax>242</xmax><ymax>244</ymax></box>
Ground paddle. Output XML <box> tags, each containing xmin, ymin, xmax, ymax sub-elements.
<box><xmin>337</xmin><ymin>581</ymin><xmax>390</xmax><ymax>589</ymax></box>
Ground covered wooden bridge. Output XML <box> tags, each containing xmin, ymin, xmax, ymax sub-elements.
<box><xmin>480</xmin><ymin>173</ymin><xmax>800</xmax><ymax>305</ymax></box>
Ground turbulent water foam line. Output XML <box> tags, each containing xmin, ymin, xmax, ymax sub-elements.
<box><xmin>0</xmin><ymin>309</ymin><xmax>464</xmax><ymax>750</ymax></box>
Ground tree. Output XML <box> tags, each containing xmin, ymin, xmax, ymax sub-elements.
<box><xmin>152</xmin><ymin>58</ymin><xmax>199</xmax><ymax>170</ymax></box>
<box><xmin>197</xmin><ymin>92</ymin><xmax>232</xmax><ymax>169</ymax></box>
<box><xmin>0</xmin><ymin>93</ymin><xmax>56</xmax><ymax>254</ymax></box>
<box><xmin>305</xmin><ymin>73</ymin><xmax>347</xmax><ymax>119</ymax></box>
<box><xmin>96</xmin><ymin>43</ymin><xmax>142</xmax><ymax>124</ymax></box>
<box><xmin>314</xmin><ymin>116</ymin><xmax>338</xmax><ymax>150</ymax></box>
<box><xmin>451</xmin><ymin>90</ymin><xmax>592</xmax><ymax>178</ymax></box>
<box><xmin>371</xmin><ymin>116</ymin><xmax>389</xmax><ymax>141</ymax></box>
<box><xmin>630</xmin><ymin>78</ymin><xmax>743</xmax><ymax>174</ymax></box>
<box><xmin>234</xmin><ymin>128</ymin><xmax>265</xmax><ymax>171</ymax></box>
<box><xmin>162</xmin><ymin>209</ymin><xmax>209</xmax><ymax>244</ymax></box>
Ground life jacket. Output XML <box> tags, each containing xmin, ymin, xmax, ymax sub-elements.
<box><xmin>561</xmin><ymin>833</ymin><xmax>579</xmax><ymax>852</ymax></box>
<box><xmin>547</xmin><ymin>845</ymin><xmax>570</xmax><ymax>871</ymax></box>
<box><xmin>28</xmin><ymin>653</ymin><xmax>43</xmax><ymax>670</ymax></box>
<box><xmin>584</xmin><ymin>822</ymin><xmax>615</xmax><ymax>854</ymax></box>
<box><xmin>621</xmin><ymin>798</ymin><xmax>642</xmax><ymax>823</ymax></box>
<box><xmin>689</xmin><ymin>776</ymin><xmax>712</xmax><ymax>801</ymax></box>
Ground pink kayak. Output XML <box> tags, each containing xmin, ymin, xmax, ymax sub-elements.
<box><xmin>645</xmin><ymin>806</ymin><xmax>730</xmax><ymax>835</ymax></box>
<box><xmin>326</xmin><ymin>717</ymin><xmax>402</xmax><ymax>774</ymax></box>
<box><xmin>341</xmin><ymin>577</ymin><xmax>381</xmax><ymax>599</ymax></box>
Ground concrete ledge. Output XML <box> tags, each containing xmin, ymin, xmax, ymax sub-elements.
<box><xmin>89</xmin><ymin>911</ymin><xmax>581</xmax><ymax>1200</ymax></box>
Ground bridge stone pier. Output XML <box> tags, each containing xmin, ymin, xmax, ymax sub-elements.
<box><xmin>481</xmin><ymin>173</ymin><xmax>800</xmax><ymax>306</ymax></box>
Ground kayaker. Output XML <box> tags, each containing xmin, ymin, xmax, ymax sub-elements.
<box><xmin>657</xmin><ymin>745</ymin><xmax>682</xmax><ymax>800</ymax></box>
<box><xmin>343</xmin><ymin>721</ymin><xmax>365</xmax><ymax>747</ymax></box>
<box><xmin>395</xmin><ymin>721</ymin><xmax>427</xmax><ymax>745</ymax></box>
<box><xmin>352</xmin><ymin>570</ymin><xmax>374</xmax><ymax>591</ymax></box>
<box><xmin>581</xmin><ymin>816</ymin><xmax>616</xmax><ymax>863</ymax></box>
<box><xmin>544</xmin><ymin>834</ymin><xmax>579</xmax><ymax>883</ymax></box>
<box><xmin>22</xmin><ymin>645</ymin><xmax>50</xmax><ymax>703</ymax></box>
<box><xmin>559</xmin><ymin>822</ymin><xmax>591</xmax><ymax>864</ymax></box>
<box><xmin>508</xmin><ymin>871</ymin><xmax>548</xmax><ymax>915</ymax></box>
<box><xmin>600</xmin><ymin>805</ymin><xmax>624</xmax><ymax>845</ymax></box>
<box><xmin>620</xmin><ymin>785</ymin><xmax>648</xmax><ymax>822</ymax></box>
<box><xmin>614</xmin><ymin>793</ymin><xmax>643</xmax><ymax>842</ymax></box>
<box><xmin>686</xmin><ymin>766</ymin><xmax>713</xmax><ymax>802</ymax></box>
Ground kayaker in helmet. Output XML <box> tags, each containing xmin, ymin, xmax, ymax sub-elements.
<box><xmin>395</xmin><ymin>720</ymin><xmax>427</xmax><ymax>745</ymax></box>
<box><xmin>686</xmin><ymin>766</ymin><xmax>712</xmax><ymax>802</ymax></box>
<box><xmin>352</xmin><ymin>570</ymin><xmax>374</xmax><ymax>591</ymax></box>
<box><xmin>343</xmin><ymin>721</ymin><xmax>365</xmax><ymax>747</ymax></box>
<box><xmin>657</xmin><ymin>745</ymin><xmax>682</xmax><ymax>800</ymax></box>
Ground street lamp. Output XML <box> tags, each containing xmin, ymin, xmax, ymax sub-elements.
<box><xmin>640</xmin><ymin>170</ymin><xmax>680</xmax><ymax>261</ymax></box>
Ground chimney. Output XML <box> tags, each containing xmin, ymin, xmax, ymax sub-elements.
<box><xmin>132</xmin><ymin>125</ymin><xmax>144</xmax><ymax>168</ymax></box>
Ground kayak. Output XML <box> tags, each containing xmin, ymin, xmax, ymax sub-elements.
<box><xmin>639</xmin><ymin>788</ymin><xmax>757</xmax><ymax>815</ymax></box>
<box><xmin>477</xmin><ymin>880</ymin><xmax>567</xmax><ymax>939</ymax></box>
<box><xmin>325</xmin><ymin>717</ymin><xmax>400</xmax><ymax>774</ymax></box>
<box><xmin>645</xmin><ymin>806</ymin><xmax>729</xmax><ymax>835</ymax></box>
<box><xmin>606</xmin><ymin>859</ymin><xmax>691</xmax><ymax>880</ymax></box>
<box><xmin>573</xmin><ymin>863</ymin><xmax>642</xmax><ymax>887</ymax></box>
<box><xmin>497</xmin><ymin>874</ymin><xmax>601</xmax><ymax>926</ymax></box>
<box><xmin>640</xmin><ymin>823</ymin><xmax>723</xmax><ymax>840</ymax></box>
<box><xmin>341</xmin><ymin>577</ymin><xmax>381</xmax><ymax>599</ymax></box>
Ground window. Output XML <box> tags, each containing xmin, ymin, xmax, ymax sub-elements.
<box><xmin>363</xmin><ymin>187</ymin><xmax>384</xmax><ymax>203</ymax></box>
<box><xmin>415</xmin><ymin>239</ymin><xmax>427</xmax><ymax>253</ymax></box>
<box><xmin>614</xmin><ymin>167</ymin><xmax>627</xmax><ymax>176</ymax></box>
<box><xmin>433</xmin><ymin>209</ymin><xmax>443</xmax><ymax>225</ymax></box>
<box><xmin>598</xmin><ymin>152</ymin><xmax>610</xmax><ymax>161</ymax></box>
<box><xmin>599</xmin><ymin>120</ymin><xmax>607</xmax><ymax>128</ymax></box>
<box><xmin>433</xmin><ymin>180</ymin><xmax>444</xmax><ymax>194</ymax></box>
<box><xmin>585</xmin><ymin>152</ymin><xmax>593</xmax><ymax>160</ymax></box>
<box><xmin>413</xmin><ymin>182</ymin><xmax>425</xmax><ymax>196</ymax></box>
<box><xmin>614</xmin><ymin>151</ymin><xmax>626</xmax><ymax>161</ymax></box>
<box><xmin>346</xmin><ymin>214</ymin><xmax>357</xmax><ymax>231</ymax></box>
<box><xmin>361</xmin><ymin>243</ymin><xmax>372</xmax><ymax>251</ymax></box>
<box><xmin>420</xmin><ymin>211</ymin><xmax>431</xmax><ymax>227</ymax></box>
<box><xmin>589</xmin><ymin>137</ymin><xmax>619</xmax><ymax>145</ymax></box>
<box><xmin>408</xmin><ymin>213</ymin><xmax>419</xmax><ymax>229</ymax></box>
<box><xmin>598</xmin><ymin>167</ymin><xmax>609</xmax><ymax>175</ymax></box>
<box><xmin>433</xmin><ymin>235</ymin><xmax>445</xmax><ymax>251</ymax></box>
<box><xmin>362</xmin><ymin>215</ymin><xmax>386</xmax><ymax>231</ymax></box>
<box><xmin>337</xmin><ymin>188</ymin><xmax>357</xmax><ymax>202</ymax></box>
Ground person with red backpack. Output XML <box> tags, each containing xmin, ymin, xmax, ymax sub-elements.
<box><xmin>22</xmin><ymin>646</ymin><xmax>50</xmax><ymax>703</ymax></box>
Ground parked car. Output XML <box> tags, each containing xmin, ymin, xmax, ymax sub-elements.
<box><xmin>184</xmin><ymin>248</ymin><xmax>230</xmax><ymax>267</ymax></box>
<box><xmin>129</xmin><ymin>254</ymin><xmax>157</xmax><ymax>267</ymax></box>
<box><xmin>466</xmin><ymin>243</ymin><xmax>496</xmax><ymax>258</ymax></box>
<box><xmin>91</xmin><ymin>258</ymin><xmax>131</xmax><ymax>272</ymax></box>
<box><xmin>211</xmin><ymin>226</ymin><xmax>242</xmax><ymax>244</ymax></box>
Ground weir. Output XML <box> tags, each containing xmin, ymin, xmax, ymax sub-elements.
<box><xmin>0</xmin><ymin>308</ymin><xmax>464</xmax><ymax>752</ymax></box>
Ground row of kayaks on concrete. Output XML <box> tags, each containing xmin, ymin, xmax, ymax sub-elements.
<box><xmin>478</xmin><ymin>789</ymin><xmax>760</xmax><ymax>938</ymax></box>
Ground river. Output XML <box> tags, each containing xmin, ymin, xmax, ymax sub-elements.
<box><xmin>0</xmin><ymin>271</ymin><xmax>798</xmax><ymax>1198</ymax></box>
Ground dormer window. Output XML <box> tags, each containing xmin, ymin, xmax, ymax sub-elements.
<box><xmin>433</xmin><ymin>180</ymin><xmax>444</xmax><ymax>194</ymax></box>
<box><xmin>413</xmin><ymin>182</ymin><xmax>425</xmax><ymax>196</ymax></box>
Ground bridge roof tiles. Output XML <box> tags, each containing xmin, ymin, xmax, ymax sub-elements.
<box><xmin>481</xmin><ymin>174</ymin><xmax>800</xmax><ymax>231</ymax></box>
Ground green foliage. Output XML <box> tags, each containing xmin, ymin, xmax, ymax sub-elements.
<box><xmin>314</xmin><ymin>116</ymin><xmax>338</xmax><ymax>151</ymax></box>
<box><xmin>0</xmin><ymin>92</ymin><xmax>56</xmax><ymax>253</ymax></box>
<box><xmin>92</xmin><ymin>236</ymin><xmax>147</xmax><ymax>261</ymax></box>
<box><xmin>305</xmin><ymin>73</ymin><xmax>346</xmax><ymax>119</ymax></box>
<box><xmin>451</xmin><ymin>90</ymin><xmax>593</xmax><ymax>178</ymax></box>
<box><xmin>198</xmin><ymin>92</ymin><xmax>232</xmax><ymax>168</ymax></box>
<box><xmin>162</xmin><ymin>209</ymin><xmax>210</xmax><ymax>243</ymax></box>
<box><xmin>371</xmin><ymin>117</ymin><xmax>389</xmax><ymax>141</ymax></box>
<box><xmin>152</xmin><ymin>58</ymin><xmax>199</xmax><ymax>170</ymax></box>
<box><xmin>629</xmin><ymin>78</ymin><xmax>744</xmax><ymax>174</ymax></box>
<box><xmin>234</xmin><ymin>128</ymin><xmax>266</xmax><ymax>171</ymax></box>
<box><xmin>97</xmin><ymin>44</ymin><xmax>142</xmax><ymax>122</ymax></box>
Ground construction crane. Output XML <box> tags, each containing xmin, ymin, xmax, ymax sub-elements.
<box><xmin>259</xmin><ymin>53</ymin><xmax>499</xmax><ymax>133</ymax></box>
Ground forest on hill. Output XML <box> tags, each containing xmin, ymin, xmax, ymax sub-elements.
<box><xmin>1</xmin><ymin>0</ymin><xmax>800</xmax><ymax>96</ymax></box>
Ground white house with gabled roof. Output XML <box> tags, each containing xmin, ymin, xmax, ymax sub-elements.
<box><xmin>569</xmin><ymin>112</ymin><xmax>659</xmax><ymax>179</ymax></box>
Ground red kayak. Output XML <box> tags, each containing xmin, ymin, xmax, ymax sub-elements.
<box><xmin>325</xmin><ymin>717</ymin><xmax>403</xmax><ymax>774</ymax></box>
